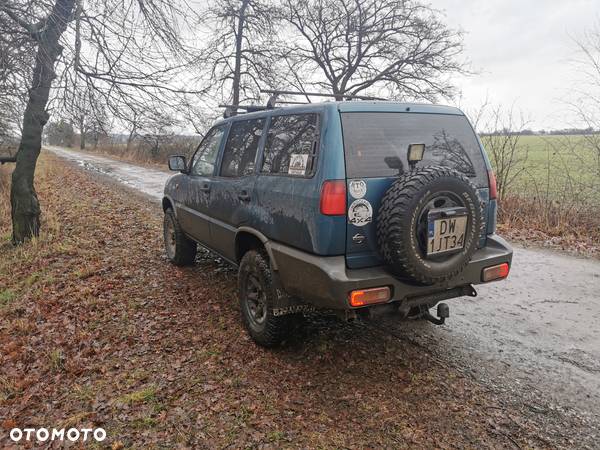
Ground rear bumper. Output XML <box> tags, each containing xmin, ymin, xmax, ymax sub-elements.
<box><xmin>269</xmin><ymin>234</ymin><xmax>513</xmax><ymax>311</ymax></box>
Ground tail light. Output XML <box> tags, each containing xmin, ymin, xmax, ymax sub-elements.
<box><xmin>482</xmin><ymin>263</ymin><xmax>510</xmax><ymax>282</ymax></box>
<box><xmin>488</xmin><ymin>170</ymin><xmax>497</xmax><ymax>200</ymax></box>
<box><xmin>349</xmin><ymin>287</ymin><xmax>391</xmax><ymax>307</ymax></box>
<box><xmin>320</xmin><ymin>180</ymin><xmax>346</xmax><ymax>215</ymax></box>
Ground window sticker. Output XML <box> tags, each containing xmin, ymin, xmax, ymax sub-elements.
<box><xmin>349</xmin><ymin>179</ymin><xmax>367</xmax><ymax>199</ymax></box>
<box><xmin>288</xmin><ymin>154</ymin><xmax>309</xmax><ymax>175</ymax></box>
<box><xmin>348</xmin><ymin>199</ymin><xmax>373</xmax><ymax>227</ymax></box>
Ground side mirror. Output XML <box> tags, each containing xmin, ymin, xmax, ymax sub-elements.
<box><xmin>168</xmin><ymin>155</ymin><xmax>187</xmax><ymax>172</ymax></box>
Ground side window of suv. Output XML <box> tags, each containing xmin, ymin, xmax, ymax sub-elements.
<box><xmin>191</xmin><ymin>125</ymin><xmax>225</xmax><ymax>176</ymax></box>
<box><xmin>220</xmin><ymin>118</ymin><xmax>265</xmax><ymax>177</ymax></box>
<box><xmin>262</xmin><ymin>113</ymin><xmax>318</xmax><ymax>176</ymax></box>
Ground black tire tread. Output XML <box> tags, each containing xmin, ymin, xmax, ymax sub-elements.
<box><xmin>238</xmin><ymin>250</ymin><xmax>296</xmax><ymax>347</ymax></box>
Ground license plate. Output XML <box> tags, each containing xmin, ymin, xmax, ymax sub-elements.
<box><xmin>427</xmin><ymin>214</ymin><xmax>467</xmax><ymax>256</ymax></box>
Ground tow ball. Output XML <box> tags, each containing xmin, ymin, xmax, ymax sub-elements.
<box><xmin>423</xmin><ymin>303</ymin><xmax>450</xmax><ymax>325</ymax></box>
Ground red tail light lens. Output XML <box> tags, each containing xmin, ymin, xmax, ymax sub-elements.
<box><xmin>349</xmin><ymin>287</ymin><xmax>391</xmax><ymax>307</ymax></box>
<box><xmin>482</xmin><ymin>263</ymin><xmax>510</xmax><ymax>282</ymax></box>
<box><xmin>320</xmin><ymin>180</ymin><xmax>346</xmax><ymax>215</ymax></box>
<box><xmin>488</xmin><ymin>170</ymin><xmax>497</xmax><ymax>200</ymax></box>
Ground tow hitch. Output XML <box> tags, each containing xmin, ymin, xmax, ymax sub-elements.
<box><xmin>423</xmin><ymin>302</ymin><xmax>450</xmax><ymax>325</ymax></box>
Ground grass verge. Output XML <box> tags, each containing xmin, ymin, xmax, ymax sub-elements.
<box><xmin>499</xmin><ymin>194</ymin><xmax>600</xmax><ymax>257</ymax></box>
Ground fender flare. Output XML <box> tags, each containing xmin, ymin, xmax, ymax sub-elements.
<box><xmin>162</xmin><ymin>195</ymin><xmax>178</xmax><ymax>216</ymax></box>
<box><xmin>236</xmin><ymin>226</ymin><xmax>279</xmax><ymax>271</ymax></box>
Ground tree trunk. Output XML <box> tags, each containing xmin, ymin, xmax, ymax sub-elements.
<box><xmin>79</xmin><ymin>116</ymin><xmax>86</xmax><ymax>149</ymax></box>
<box><xmin>333</xmin><ymin>86</ymin><xmax>344</xmax><ymax>101</ymax></box>
<box><xmin>231</xmin><ymin>0</ymin><xmax>250</xmax><ymax>112</ymax></box>
<box><xmin>10</xmin><ymin>0</ymin><xmax>75</xmax><ymax>244</ymax></box>
<box><xmin>126</xmin><ymin>126</ymin><xmax>137</xmax><ymax>152</ymax></box>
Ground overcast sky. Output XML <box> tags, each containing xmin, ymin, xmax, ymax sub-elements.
<box><xmin>437</xmin><ymin>0</ymin><xmax>599</xmax><ymax>130</ymax></box>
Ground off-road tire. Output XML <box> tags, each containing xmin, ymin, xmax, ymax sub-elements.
<box><xmin>163</xmin><ymin>208</ymin><xmax>197</xmax><ymax>266</ymax></box>
<box><xmin>238</xmin><ymin>250</ymin><xmax>297</xmax><ymax>347</ymax></box>
<box><xmin>377</xmin><ymin>166</ymin><xmax>483</xmax><ymax>285</ymax></box>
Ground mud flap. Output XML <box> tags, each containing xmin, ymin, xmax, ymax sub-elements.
<box><xmin>270</xmin><ymin>268</ymin><xmax>315</xmax><ymax>317</ymax></box>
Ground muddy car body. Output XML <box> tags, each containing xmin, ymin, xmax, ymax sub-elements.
<box><xmin>162</xmin><ymin>101</ymin><xmax>513</xmax><ymax>346</ymax></box>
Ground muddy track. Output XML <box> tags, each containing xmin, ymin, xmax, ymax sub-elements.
<box><xmin>45</xmin><ymin>145</ymin><xmax>600</xmax><ymax>445</ymax></box>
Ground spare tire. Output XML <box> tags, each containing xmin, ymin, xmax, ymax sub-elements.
<box><xmin>377</xmin><ymin>166</ymin><xmax>483</xmax><ymax>285</ymax></box>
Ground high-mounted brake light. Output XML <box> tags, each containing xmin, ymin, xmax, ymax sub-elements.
<box><xmin>349</xmin><ymin>287</ymin><xmax>391</xmax><ymax>307</ymax></box>
<box><xmin>488</xmin><ymin>169</ymin><xmax>498</xmax><ymax>200</ymax></box>
<box><xmin>482</xmin><ymin>263</ymin><xmax>510</xmax><ymax>282</ymax></box>
<box><xmin>320</xmin><ymin>180</ymin><xmax>346</xmax><ymax>215</ymax></box>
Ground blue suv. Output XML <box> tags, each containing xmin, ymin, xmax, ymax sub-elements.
<box><xmin>162</xmin><ymin>100</ymin><xmax>513</xmax><ymax>346</ymax></box>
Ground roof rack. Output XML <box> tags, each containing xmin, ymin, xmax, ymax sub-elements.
<box><xmin>219</xmin><ymin>89</ymin><xmax>387</xmax><ymax>118</ymax></box>
<box><xmin>219</xmin><ymin>104</ymin><xmax>270</xmax><ymax>118</ymax></box>
<box><xmin>261</xmin><ymin>89</ymin><xmax>386</xmax><ymax>107</ymax></box>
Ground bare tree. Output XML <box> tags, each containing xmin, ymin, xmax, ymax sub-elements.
<box><xmin>0</xmin><ymin>0</ymin><xmax>202</xmax><ymax>243</ymax></box>
<box><xmin>199</xmin><ymin>0</ymin><xmax>281</xmax><ymax>107</ymax></box>
<box><xmin>179</xmin><ymin>97</ymin><xmax>217</xmax><ymax>137</ymax></box>
<box><xmin>62</xmin><ymin>84</ymin><xmax>107</xmax><ymax>150</ymax></box>
<box><xmin>0</xmin><ymin>0</ymin><xmax>77</xmax><ymax>242</ymax></box>
<box><xmin>125</xmin><ymin>109</ymin><xmax>145</xmax><ymax>152</ymax></box>
<box><xmin>140</xmin><ymin>113</ymin><xmax>179</xmax><ymax>159</ymax></box>
<box><xmin>44</xmin><ymin>119</ymin><xmax>75</xmax><ymax>147</ymax></box>
<box><xmin>571</xmin><ymin>22</ymin><xmax>600</xmax><ymax>177</ymax></box>
<box><xmin>474</xmin><ymin>104</ymin><xmax>529</xmax><ymax>201</ymax></box>
<box><xmin>281</xmin><ymin>0</ymin><xmax>465</xmax><ymax>100</ymax></box>
<box><xmin>0</xmin><ymin>8</ymin><xmax>32</xmax><ymax>141</ymax></box>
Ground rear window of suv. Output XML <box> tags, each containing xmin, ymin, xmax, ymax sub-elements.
<box><xmin>341</xmin><ymin>112</ymin><xmax>488</xmax><ymax>187</ymax></box>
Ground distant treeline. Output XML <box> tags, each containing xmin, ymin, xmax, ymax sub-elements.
<box><xmin>481</xmin><ymin>127</ymin><xmax>599</xmax><ymax>136</ymax></box>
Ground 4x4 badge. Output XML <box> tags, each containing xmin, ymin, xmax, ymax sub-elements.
<box><xmin>348</xmin><ymin>199</ymin><xmax>373</xmax><ymax>226</ymax></box>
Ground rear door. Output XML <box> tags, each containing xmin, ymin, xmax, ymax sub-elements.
<box><xmin>208</xmin><ymin>117</ymin><xmax>266</xmax><ymax>262</ymax></box>
<box><xmin>340</xmin><ymin>112</ymin><xmax>490</xmax><ymax>269</ymax></box>
<box><xmin>253</xmin><ymin>113</ymin><xmax>323</xmax><ymax>253</ymax></box>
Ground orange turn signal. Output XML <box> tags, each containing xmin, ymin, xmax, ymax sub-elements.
<box><xmin>482</xmin><ymin>263</ymin><xmax>510</xmax><ymax>282</ymax></box>
<box><xmin>348</xmin><ymin>287</ymin><xmax>391</xmax><ymax>307</ymax></box>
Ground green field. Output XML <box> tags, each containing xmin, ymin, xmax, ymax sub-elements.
<box><xmin>482</xmin><ymin>134</ymin><xmax>600</xmax><ymax>203</ymax></box>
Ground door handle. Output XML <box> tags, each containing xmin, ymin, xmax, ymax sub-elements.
<box><xmin>199</xmin><ymin>183</ymin><xmax>210</xmax><ymax>193</ymax></box>
<box><xmin>238</xmin><ymin>190</ymin><xmax>251</xmax><ymax>201</ymax></box>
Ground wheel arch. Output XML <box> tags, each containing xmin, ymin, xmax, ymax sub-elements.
<box><xmin>235</xmin><ymin>227</ymin><xmax>278</xmax><ymax>270</ymax></box>
<box><xmin>162</xmin><ymin>195</ymin><xmax>176</xmax><ymax>214</ymax></box>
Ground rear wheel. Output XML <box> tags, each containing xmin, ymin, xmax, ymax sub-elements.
<box><xmin>163</xmin><ymin>208</ymin><xmax>197</xmax><ymax>266</ymax></box>
<box><xmin>238</xmin><ymin>250</ymin><xmax>296</xmax><ymax>347</ymax></box>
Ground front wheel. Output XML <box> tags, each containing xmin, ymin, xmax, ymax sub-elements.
<box><xmin>163</xmin><ymin>208</ymin><xmax>197</xmax><ymax>266</ymax></box>
<box><xmin>238</xmin><ymin>250</ymin><xmax>297</xmax><ymax>347</ymax></box>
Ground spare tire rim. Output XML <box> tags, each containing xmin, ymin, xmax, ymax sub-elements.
<box><xmin>415</xmin><ymin>191</ymin><xmax>467</xmax><ymax>261</ymax></box>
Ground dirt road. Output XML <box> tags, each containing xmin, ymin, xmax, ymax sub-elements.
<box><xmin>46</xmin><ymin>146</ymin><xmax>600</xmax><ymax>437</ymax></box>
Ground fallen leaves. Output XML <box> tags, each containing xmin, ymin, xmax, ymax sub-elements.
<box><xmin>0</xmin><ymin>155</ymin><xmax>591</xmax><ymax>448</ymax></box>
